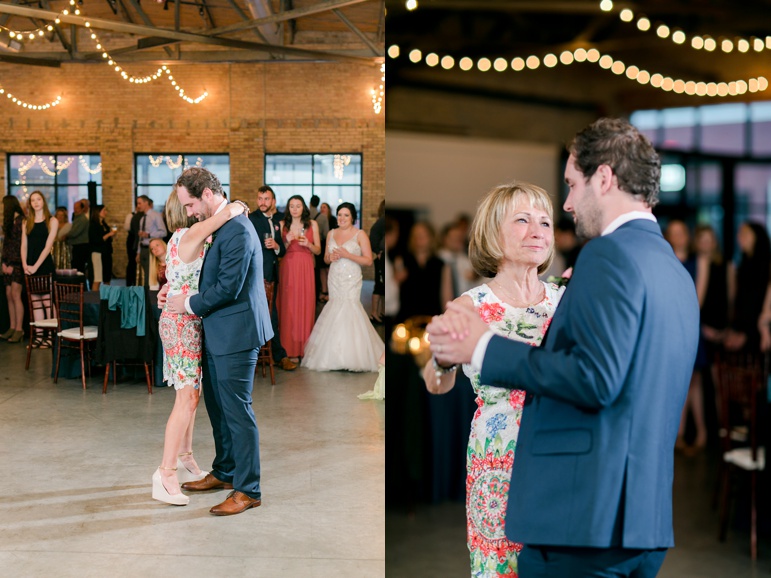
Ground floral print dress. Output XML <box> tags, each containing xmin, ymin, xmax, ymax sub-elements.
<box><xmin>158</xmin><ymin>228</ymin><xmax>206</xmax><ymax>390</ymax></box>
<box><xmin>462</xmin><ymin>281</ymin><xmax>564</xmax><ymax>578</ymax></box>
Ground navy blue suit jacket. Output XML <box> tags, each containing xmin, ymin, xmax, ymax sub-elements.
<box><xmin>189</xmin><ymin>212</ymin><xmax>273</xmax><ymax>356</ymax></box>
<box><xmin>480</xmin><ymin>219</ymin><xmax>699</xmax><ymax>549</ymax></box>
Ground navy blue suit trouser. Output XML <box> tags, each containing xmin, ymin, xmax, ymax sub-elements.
<box><xmin>202</xmin><ymin>346</ymin><xmax>261</xmax><ymax>499</ymax></box>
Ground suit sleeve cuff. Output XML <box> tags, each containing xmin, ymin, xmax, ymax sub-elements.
<box><xmin>471</xmin><ymin>330</ymin><xmax>495</xmax><ymax>373</ymax></box>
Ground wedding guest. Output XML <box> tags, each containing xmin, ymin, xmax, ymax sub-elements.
<box><xmin>136</xmin><ymin>195</ymin><xmax>168</xmax><ymax>288</ymax></box>
<box><xmin>278</xmin><ymin>195</ymin><xmax>321</xmax><ymax>361</ymax></box>
<box><xmin>1</xmin><ymin>196</ymin><xmax>25</xmax><ymax>343</ymax></box>
<box><xmin>21</xmin><ymin>190</ymin><xmax>58</xmax><ymax>345</ymax></box>
<box><xmin>148</xmin><ymin>238</ymin><xmax>168</xmax><ymax>290</ymax></box>
<box><xmin>53</xmin><ymin>206</ymin><xmax>72</xmax><ymax>270</ymax></box>
<box><xmin>665</xmin><ymin>219</ymin><xmax>708</xmax><ymax>453</ymax></box>
<box><xmin>317</xmin><ymin>202</ymin><xmax>337</xmax><ymax>302</ymax></box>
<box><xmin>369</xmin><ymin>200</ymin><xmax>386</xmax><ymax>322</ymax></box>
<box><xmin>397</xmin><ymin>221</ymin><xmax>453</xmax><ymax>322</ymax></box>
<box><xmin>423</xmin><ymin>182</ymin><xmax>564</xmax><ymax>577</ymax></box>
<box><xmin>89</xmin><ymin>204</ymin><xmax>117</xmax><ymax>291</ymax></box>
<box><xmin>124</xmin><ymin>200</ymin><xmax>144</xmax><ymax>286</ymax></box>
<box><xmin>725</xmin><ymin>221</ymin><xmax>771</xmax><ymax>352</ymax></box>
<box><xmin>68</xmin><ymin>200</ymin><xmax>91</xmax><ymax>281</ymax></box>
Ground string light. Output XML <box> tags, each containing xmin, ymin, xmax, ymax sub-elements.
<box><xmin>333</xmin><ymin>154</ymin><xmax>351</xmax><ymax>179</ymax></box>
<box><xmin>600</xmin><ymin>1</ymin><xmax>770</xmax><ymax>56</ymax></box>
<box><xmin>388</xmin><ymin>44</ymin><xmax>769</xmax><ymax>98</ymax></box>
<box><xmin>0</xmin><ymin>87</ymin><xmax>61</xmax><ymax>110</ymax></box>
<box><xmin>371</xmin><ymin>63</ymin><xmax>384</xmax><ymax>114</ymax></box>
<box><xmin>13</xmin><ymin>154</ymin><xmax>101</xmax><ymax>196</ymax></box>
<box><xmin>405</xmin><ymin>0</ymin><xmax>418</xmax><ymax>10</ymax></box>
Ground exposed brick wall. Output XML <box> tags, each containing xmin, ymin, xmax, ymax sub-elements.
<box><xmin>0</xmin><ymin>61</ymin><xmax>384</xmax><ymax>278</ymax></box>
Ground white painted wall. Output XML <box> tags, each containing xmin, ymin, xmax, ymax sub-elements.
<box><xmin>386</xmin><ymin>130</ymin><xmax>562</xmax><ymax>228</ymax></box>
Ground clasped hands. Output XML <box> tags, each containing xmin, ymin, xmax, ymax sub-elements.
<box><xmin>157</xmin><ymin>284</ymin><xmax>187</xmax><ymax>315</ymax></box>
<box><xmin>426</xmin><ymin>301</ymin><xmax>489</xmax><ymax>367</ymax></box>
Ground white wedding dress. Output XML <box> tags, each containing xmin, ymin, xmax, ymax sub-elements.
<box><xmin>302</xmin><ymin>230</ymin><xmax>385</xmax><ymax>372</ymax></box>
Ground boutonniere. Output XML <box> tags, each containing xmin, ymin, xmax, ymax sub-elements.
<box><xmin>204</xmin><ymin>234</ymin><xmax>213</xmax><ymax>251</ymax></box>
<box><xmin>546</xmin><ymin>267</ymin><xmax>573</xmax><ymax>288</ymax></box>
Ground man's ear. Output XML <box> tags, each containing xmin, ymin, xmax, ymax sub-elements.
<box><xmin>595</xmin><ymin>164</ymin><xmax>616</xmax><ymax>195</ymax></box>
<box><xmin>202</xmin><ymin>188</ymin><xmax>213</xmax><ymax>201</ymax></box>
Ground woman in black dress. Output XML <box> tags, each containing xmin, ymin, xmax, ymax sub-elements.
<box><xmin>1</xmin><ymin>196</ymin><xmax>26</xmax><ymax>343</ymax></box>
<box><xmin>89</xmin><ymin>204</ymin><xmax>117</xmax><ymax>291</ymax></box>
<box><xmin>21</xmin><ymin>190</ymin><xmax>58</xmax><ymax>344</ymax></box>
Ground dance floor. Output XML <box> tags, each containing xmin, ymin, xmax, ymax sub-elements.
<box><xmin>0</xmin><ymin>323</ymin><xmax>384</xmax><ymax>577</ymax></box>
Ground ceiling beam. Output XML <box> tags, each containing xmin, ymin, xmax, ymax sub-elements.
<box><xmin>122</xmin><ymin>0</ymin><xmax>175</xmax><ymax>57</ymax></box>
<box><xmin>333</xmin><ymin>8</ymin><xmax>382</xmax><ymax>56</ymax></box>
<box><xmin>0</xmin><ymin>3</ymin><xmax>373</xmax><ymax>63</ymax></box>
<box><xmin>206</xmin><ymin>0</ymin><xmax>371</xmax><ymax>37</ymax></box>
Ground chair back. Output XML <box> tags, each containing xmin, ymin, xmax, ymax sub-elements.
<box><xmin>54</xmin><ymin>282</ymin><xmax>86</xmax><ymax>336</ymax></box>
<box><xmin>714</xmin><ymin>351</ymin><xmax>768</xmax><ymax>463</ymax></box>
<box><xmin>25</xmin><ymin>273</ymin><xmax>55</xmax><ymax>318</ymax></box>
<box><xmin>264</xmin><ymin>280</ymin><xmax>275</xmax><ymax>310</ymax></box>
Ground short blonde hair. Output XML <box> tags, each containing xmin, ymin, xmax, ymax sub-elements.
<box><xmin>469</xmin><ymin>181</ymin><xmax>555</xmax><ymax>277</ymax></box>
<box><xmin>164</xmin><ymin>186</ymin><xmax>194</xmax><ymax>232</ymax></box>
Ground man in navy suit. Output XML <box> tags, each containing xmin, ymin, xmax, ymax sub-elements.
<box><xmin>166</xmin><ymin>167</ymin><xmax>273</xmax><ymax>516</ymax></box>
<box><xmin>428</xmin><ymin>118</ymin><xmax>700</xmax><ymax>577</ymax></box>
<box><xmin>247</xmin><ymin>185</ymin><xmax>297</xmax><ymax>371</ymax></box>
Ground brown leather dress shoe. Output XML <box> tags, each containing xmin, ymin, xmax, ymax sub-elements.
<box><xmin>279</xmin><ymin>357</ymin><xmax>298</xmax><ymax>371</ymax></box>
<box><xmin>210</xmin><ymin>490</ymin><xmax>261</xmax><ymax>516</ymax></box>
<box><xmin>180</xmin><ymin>472</ymin><xmax>234</xmax><ymax>492</ymax></box>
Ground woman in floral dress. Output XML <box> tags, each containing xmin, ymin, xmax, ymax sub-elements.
<box><xmin>424</xmin><ymin>182</ymin><xmax>565</xmax><ymax>577</ymax></box>
<box><xmin>152</xmin><ymin>188</ymin><xmax>247</xmax><ymax>506</ymax></box>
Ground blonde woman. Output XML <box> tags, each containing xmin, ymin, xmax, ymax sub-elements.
<box><xmin>423</xmin><ymin>182</ymin><xmax>564</xmax><ymax>578</ymax></box>
<box><xmin>148</xmin><ymin>238</ymin><xmax>168</xmax><ymax>290</ymax></box>
<box><xmin>152</xmin><ymin>188</ymin><xmax>247</xmax><ymax>506</ymax></box>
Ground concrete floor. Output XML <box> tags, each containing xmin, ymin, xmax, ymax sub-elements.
<box><xmin>0</xmin><ymin>323</ymin><xmax>384</xmax><ymax>577</ymax></box>
<box><xmin>386</xmin><ymin>448</ymin><xmax>771</xmax><ymax>577</ymax></box>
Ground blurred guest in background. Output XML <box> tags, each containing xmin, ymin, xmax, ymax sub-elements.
<box><xmin>317</xmin><ymin>202</ymin><xmax>337</xmax><ymax>303</ymax></box>
<box><xmin>68</xmin><ymin>200</ymin><xmax>91</xmax><ymax>282</ymax></box>
<box><xmin>665</xmin><ymin>219</ymin><xmax>708</xmax><ymax>453</ymax></box>
<box><xmin>439</xmin><ymin>220</ymin><xmax>479</xmax><ymax>298</ymax></box>
<box><xmin>136</xmin><ymin>195</ymin><xmax>168</xmax><ymax>288</ymax></box>
<box><xmin>724</xmin><ymin>221</ymin><xmax>770</xmax><ymax>352</ymax></box>
<box><xmin>1</xmin><ymin>196</ymin><xmax>25</xmax><ymax>342</ymax></box>
<box><xmin>89</xmin><ymin>204</ymin><xmax>117</xmax><ymax>291</ymax></box>
<box><xmin>397</xmin><ymin>221</ymin><xmax>453</xmax><ymax>323</ymax></box>
<box><xmin>369</xmin><ymin>200</ymin><xmax>386</xmax><ymax>322</ymax></box>
<box><xmin>124</xmin><ymin>199</ymin><xmax>144</xmax><ymax>286</ymax></box>
<box><xmin>53</xmin><ymin>206</ymin><xmax>72</xmax><ymax>270</ymax></box>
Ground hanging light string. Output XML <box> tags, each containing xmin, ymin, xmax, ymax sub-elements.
<box><xmin>148</xmin><ymin>155</ymin><xmax>205</xmax><ymax>170</ymax></box>
<box><xmin>599</xmin><ymin>1</ymin><xmax>771</xmax><ymax>54</ymax></box>
<box><xmin>0</xmin><ymin>0</ymin><xmax>208</xmax><ymax>107</ymax></box>
<box><xmin>0</xmin><ymin>86</ymin><xmax>62</xmax><ymax>110</ymax></box>
<box><xmin>371</xmin><ymin>62</ymin><xmax>384</xmax><ymax>114</ymax></box>
<box><xmin>13</xmin><ymin>154</ymin><xmax>102</xmax><ymax>197</ymax></box>
<box><xmin>389</xmin><ymin>45</ymin><xmax>769</xmax><ymax>98</ymax></box>
<box><xmin>73</xmin><ymin>1</ymin><xmax>209</xmax><ymax>103</ymax></box>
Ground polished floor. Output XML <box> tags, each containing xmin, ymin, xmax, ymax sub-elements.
<box><xmin>386</xmin><ymin>448</ymin><xmax>771</xmax><ymax>577</ymax></box>
<box><xmin>0</xmin><ymin>324</ymin><xmax>384</xmax><ymax>577</ymax></box>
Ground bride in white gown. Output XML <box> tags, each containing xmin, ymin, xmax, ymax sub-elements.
<box><xmin>302</xmin><ymin>203</ymin><xmax>385</xmax><ymax>372</ymax></box>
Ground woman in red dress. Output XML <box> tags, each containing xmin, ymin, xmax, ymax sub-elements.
<box><xmin>278</xmin><ymin>195</ymin><xmax>321</xmax><ymax>361</ymax></box>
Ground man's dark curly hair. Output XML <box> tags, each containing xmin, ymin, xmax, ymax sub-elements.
<box><xmin>175</xmin><ymin>167</ymin><xmax>225</xmax><ymax>199</ymax></box>
<box><xmin>569</xmin><ymin>117</ymin><xmax>661</xmax><ymax>208</ymax></box>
